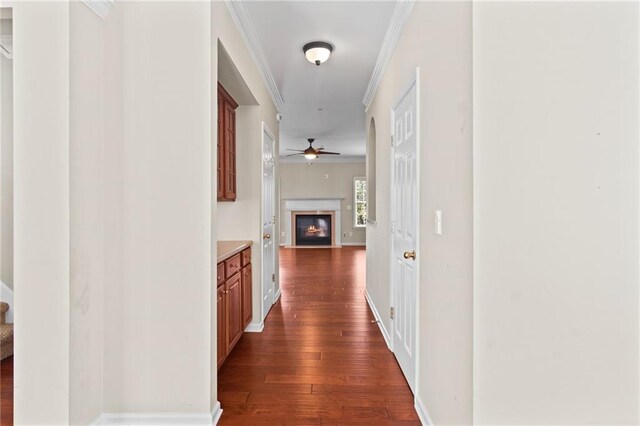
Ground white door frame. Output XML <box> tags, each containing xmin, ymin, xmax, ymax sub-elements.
<box><xmin>261</xmin><ymin>122</ymin><xmax>276</xmax><ymax>324</ymax></box>
<box><xmin>389</xmin><ymin>67</ymin><xmax>421</xmax><ymax>396</ymax></box>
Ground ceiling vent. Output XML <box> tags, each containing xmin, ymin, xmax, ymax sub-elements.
<box><xmin>0</xmin><ymin>36</ymin><xmax>12</xmax><ymax>60</ymax></box>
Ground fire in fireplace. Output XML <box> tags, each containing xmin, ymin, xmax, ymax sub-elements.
<box><xmin>295</xmin><ymin>214</ymin><xmax>332</xmax><ymax>246</ymax></box>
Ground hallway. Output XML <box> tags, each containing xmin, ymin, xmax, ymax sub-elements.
<box><xmin>217</xmin><ymin>247</ymin><xmax>419</xmax><ymax>425</ymax></box>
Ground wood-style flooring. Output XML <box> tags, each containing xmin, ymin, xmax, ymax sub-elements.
<box><xmin>218</xmin><ymin>247</ymin><xmax>419</xmax><ymax>425</ymax></box>
<box><xmin>0</xmin><ymin>356</ymin><xmax>12</xmax><ymax>426</ymax></box>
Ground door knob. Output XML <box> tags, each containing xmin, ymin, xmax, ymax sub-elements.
<box><xmin>263</xmin><ymin>233</ymin><xmax>271</xmax><ymax>240</ymax></box>
<box><xmin>403</xmin><ymin>250</ymin><xmax>416</xmax><ymax>260</ymax></box>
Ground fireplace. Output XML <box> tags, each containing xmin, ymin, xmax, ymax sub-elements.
<box><xmin>295</xmin><ymin>214</ymin><xmax>332</xmax><ymax>246</ymax></box>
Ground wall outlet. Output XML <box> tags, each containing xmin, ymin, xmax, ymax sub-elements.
<box><xmin>435</xmin><ymin>210</ymin><xmax>442</xmax><ymax>235</ymax></box>
<box><xmin>281</xmin><ymin>231</ymin><xmax>285</xmax><ymax>237</ymax></box>
<box><xmin>346</xmin><ymin>205</ymin><xmax>352</xmax><ymax>210</ymax></box>
<box><xmin>349</xmin><ymin>231</ymin><xmax>353</xmax><ymax>237</ymax></box>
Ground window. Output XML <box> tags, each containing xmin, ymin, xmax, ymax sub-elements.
<box><xmin>354</xmin><ymin>177</ymin><xmax>367</xmax><ymax>227</ymax></box>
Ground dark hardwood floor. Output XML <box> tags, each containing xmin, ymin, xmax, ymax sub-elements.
<box><xmin>1</xmin><ymin>356</ymin><xmax>12</xmax><ymax>426</ymax></box>
<box><xmin>0</xmin><ymin>248</ymin><xmax>418</xmax><ymax>425</ymax></box>
<box><xmin>218</xmin><ymin>246</ymin><xmax>419</xmax><ymax>425</ymax></box>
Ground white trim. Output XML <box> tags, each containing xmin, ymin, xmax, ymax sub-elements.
<box><xmin>341</xmin><ymin>242</ymin><xmax>366</xmax><ymax>246</ymax></box>
<box><xmin>274</xmin><ymin>287</ymin><xmax>281</xmax><ymax>302</ymax></box>
<box><xmin>92</xmin><ymin>412</ymin><xmax>213</xmax><ymax>425</ymax></box>
<box><xmin>362</xmin><ymin>0</ymin><xmax>416</xmax><ymax>111</ymax></box>
<box><xmin>415</xmin><ymin>395</ymin><xmax>434</xmax><ymax>426</ymax></box>
<box><xmin>0</xmin><ymin>279</ymin><xmax>13</xmax><ymax>324</ymax></box>
<box><xmin>211</xmin><ymin>401</ymin><xmax>223</xmax><ymax>425</ymax></box>
<box><xmin>81</xmin><ymin>0</ymin><xmax>115</xmax><ymax>19</ymax></box>
<box><xmin>224</xmin><ymin>0</ymin><xmax>284</xmax><ymax>112</ymax></box>
<box><xmin>244</xmin><ymin>321</ymin><xmax>264</xmax><ymax>333</ymax></box>
<box><xmin>364</xmin><ymin>290</ymin><xmax>391</xmax><ymax>350</ymax></box>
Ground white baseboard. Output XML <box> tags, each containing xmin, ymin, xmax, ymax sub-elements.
<box><xmin>0</xmin><ymin>279</ymin><xmax>13</xmax><ymax>323</ymax></box>
<box><xmin>364</xmin><ymin>290</ymin><xmax>391</xmax><ymax>349</ymax></box>
<box><xmin>415</xmin><ymin>395</ymin><xmax>434</xmax><ymax>426</ymax></box>
<box><xmin>244</xmin><ymin>321</ymin><xmax>264</xmax><ymax>333</ymax></box>
<box><xmin>92</xmin><ymin>412</ymin><xmax>213</xmax><ymax>425</ymax></box>
<box><xmin>341</xmin><ymin>242</ymin><xmax>366</xmax><ymax>246</ymax></box>
<box><xmin>211</xmin><ymin>401</ymin><xmax>223</xmax><ymax>425</ymax></box>
<box><xmin>274</xmin><ymin>287</ymin><xmax>282</xmax><ymax>302</ymax></box>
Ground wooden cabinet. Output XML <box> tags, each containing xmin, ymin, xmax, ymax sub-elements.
<box><xmin>241</xmin><ymin>263</ymin><xmax>252</xmax><ymax>329</ymax></box>
<box><xmin>217</xmin><ymin>83</ymin><xmax>238</xmax><ymax>202</ymax></box>
<box><xmin>216</xmin><ymin>285</ymin><xmax>226</xmax><ymax>369</ymax></box>
<box><xmin>217</xmin><ymin>246</ymin><xmax>252</xmax><ymax>368</ymax></box>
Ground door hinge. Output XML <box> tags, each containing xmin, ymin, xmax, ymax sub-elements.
<box><xmin>272</xmin><ymin>273</ymin><xmax>276</xmax><ymax>282</ymax></box>
<box><xmin>390</xmin><ymin>307</ymin><xmax>395</xmax><ymax>319</ymax></box>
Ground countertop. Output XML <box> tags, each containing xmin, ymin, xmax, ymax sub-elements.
<box><xmin>217</xmin><ymin>240</ymin><xmax>253</xmax><ymax>263</ymax></box>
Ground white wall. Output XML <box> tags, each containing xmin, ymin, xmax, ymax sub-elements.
<box><xmin>69</xmin><ymin>3</ymin><xmax>104</xmax><ymax>424</ymax></box>
<box><xmin>213</xmin><ymin>1</ymin><xmax>280</xmax><ymax>366</ymax></box>
<box><xmin>473</xmin><ymin>2</ymin><xmax>639</xmax><ymax>424</ymax></box>
<box><xmin>12</xmin><ymin>1</ymin><xmax>70</xmax><ymax>423</ymax></box>
<box><xmin>279</xmin><ymin>162</ymin><xmax>366</xmax><ymax>245</ymax></box>
<box><xmin>366</xmin><ymin>1</ymin><xmax>473</xmax><ymax>424</ymax></box>
<box><xmin>0</xmin><ymin>27</ymin><xmax>12</xmax><ymax>290</ymax></box>
<box><xmin>102</xmin><ymin>1</ymin><xmax>213</xmax><ymax>414</ymax></box>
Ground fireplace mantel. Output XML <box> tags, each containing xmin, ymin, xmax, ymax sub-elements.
<box><xmin>283</xmin><ymin>198</ymin><xmax>342</xmax><ymax>247</ymax></box>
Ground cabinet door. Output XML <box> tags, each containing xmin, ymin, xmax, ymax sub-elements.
<box><xmin>226</xmin><ymin>273</ymin><xmax>243</xmax><ymax>352</ymax></box>
<box><xmin>224</xmin><ymin>103</ymin><xmax>237</xmax><ymax>200</ymax></box>
<box><xmin>241</xmin><ymin>264</ymin><xmax>253</xmax><ymax>328</ymax></box>
<box><xmin>217</xmin><ymin>285</ymin><xmax>226</xmax><ymax>369</ymax></box>
<box><xmin>217</xmin><ymin>94</ymin><xmax>224</xmax><ymax>200</ymax></box>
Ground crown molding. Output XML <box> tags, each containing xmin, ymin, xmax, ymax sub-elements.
<box><xmin>81</xmin><ymin>0</ymin><xmax>115</xmax><ymax>19</ymax></box>
<box><xmin>224</xmin><ymin>0</ymin><xmax>284</xmax><ymax>112</ymax></box>
<box><xmin>362</xmin><ymin>0</ymin><xmax>415</xmax><ymax>111</ymax></box>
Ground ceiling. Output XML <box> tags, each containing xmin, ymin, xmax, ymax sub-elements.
<box><xmin>242</xmin><ymin>1</ymin><xmax>396</xmax><ymax>162</ymax></box>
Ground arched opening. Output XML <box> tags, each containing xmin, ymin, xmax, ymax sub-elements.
<box><xmin>366</xmin><ymin>117</ymin><xmax>376</xmax><ymax>224</ymax></box>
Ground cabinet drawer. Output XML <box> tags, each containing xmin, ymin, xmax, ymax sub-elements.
<box><xmin>217</xmin><ymin>263</ymin><xmax>225</xmax><ymax>286</ymax></box>
<box><xmin>225</xmin><ymin>253</ymin><xmax>242</xmax><ymax>278</ymax></box>
<box><xmin>241</xmin><ymin>248</ymin><xmax>251</xmax><ymax>266</ymax></box>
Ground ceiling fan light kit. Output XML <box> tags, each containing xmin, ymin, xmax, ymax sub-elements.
<box><xmin>303</xmin><ymin>41</ymin><xmax>333</xmax><ymax>66</ymax></box>
<box><xmin>286</xmin><ymin>138</ymin><xmax>341</xmax><ymax>160</ymax></box>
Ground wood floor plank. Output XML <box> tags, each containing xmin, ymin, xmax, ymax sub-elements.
<box><xmin>218</xmin><ymin>247</ymin><xmax>418</xmax><ymax>425</ymax></box>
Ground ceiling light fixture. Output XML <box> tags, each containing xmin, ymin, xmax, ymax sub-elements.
<box><xmin>304</xmin><ymin>151</ymin><xmax>318</xmax><ymax>160</ymax></box>
<box><xmin>303</xmin><ymin>41</ymin><xmax>333</xmax><ymax>66</ymax></box>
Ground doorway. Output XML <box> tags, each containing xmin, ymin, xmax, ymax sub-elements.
<box><xmin>261</xmin><ymin>123</ymin><xmax>276</xmax><ymax>322</ymax></box>
<box><xmin>390</xmin><ymin>69</ymin><xmax>420</xmax><ymax>393</ymax></box>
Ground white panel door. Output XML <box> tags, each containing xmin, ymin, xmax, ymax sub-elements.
<box><xmin>262</xmin><ymin>125</ymin><xmax>276</xmax><ymax>321</ymax></box>
<box><xmin>390</xmin><ymin>77</ymin><xmax>418</xmax><ymax>392</ymax></box>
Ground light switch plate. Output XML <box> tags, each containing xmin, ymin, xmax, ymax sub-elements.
<box><xmin>435</xmin><ymin>210</ymin><xmax>442</xmax><ymax>235</ymax></box>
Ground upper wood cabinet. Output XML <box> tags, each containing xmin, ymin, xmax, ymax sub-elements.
<box><xmin>217</xmin><ymin>83</ymin><xmax>238</xmax><ymax>201</ymax></box>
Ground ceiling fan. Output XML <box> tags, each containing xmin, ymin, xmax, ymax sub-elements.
<box><xmin>285</xmin><ymin>139</ymin><xmax>340</xmax><ymax>160</ymax></box>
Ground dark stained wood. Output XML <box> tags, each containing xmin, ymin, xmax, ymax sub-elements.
<box><xmin>0</xmin><ymin>356</ymin><xmax>12</xmax><ymax>426</ymax></box>
<box><xmin>218</xmin><ymin>247</ymin><xmax>419</xmax><ymax>425</ymax></box>
<box><xmin>241</xmin><ymin>263</ymin><xmax>253</xmax><ymax>328</ymax></box>
<box><xmin>217</xmin><ymin>82</ymin><xmax>238</xmax><ymax>202</ymax></box>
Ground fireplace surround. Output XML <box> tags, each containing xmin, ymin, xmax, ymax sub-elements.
<box><xmin>283</xmin><ymin>198</ymin><xmax>342</xmax><ymax>247</ymax></box>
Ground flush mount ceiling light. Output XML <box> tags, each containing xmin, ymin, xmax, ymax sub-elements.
<box><xmin>303</xmin><ymin>41</ymin><xmax>333</xmax><ymax>66</ymax></box>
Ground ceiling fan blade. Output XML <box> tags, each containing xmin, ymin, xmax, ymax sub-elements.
<box><xmin>317</xmin><ymin>151</ymin><xmax>340</xmax><ymax>155</ymax></box>
<box><xmin>285</xmin><ymin>153</ymin><xmax>304</xmax><ymax>157</ymax></box>
<box><xmin>285</xmin><ymin>149</ymin><xmax>305</xmax><ymax>152</ymax></box>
